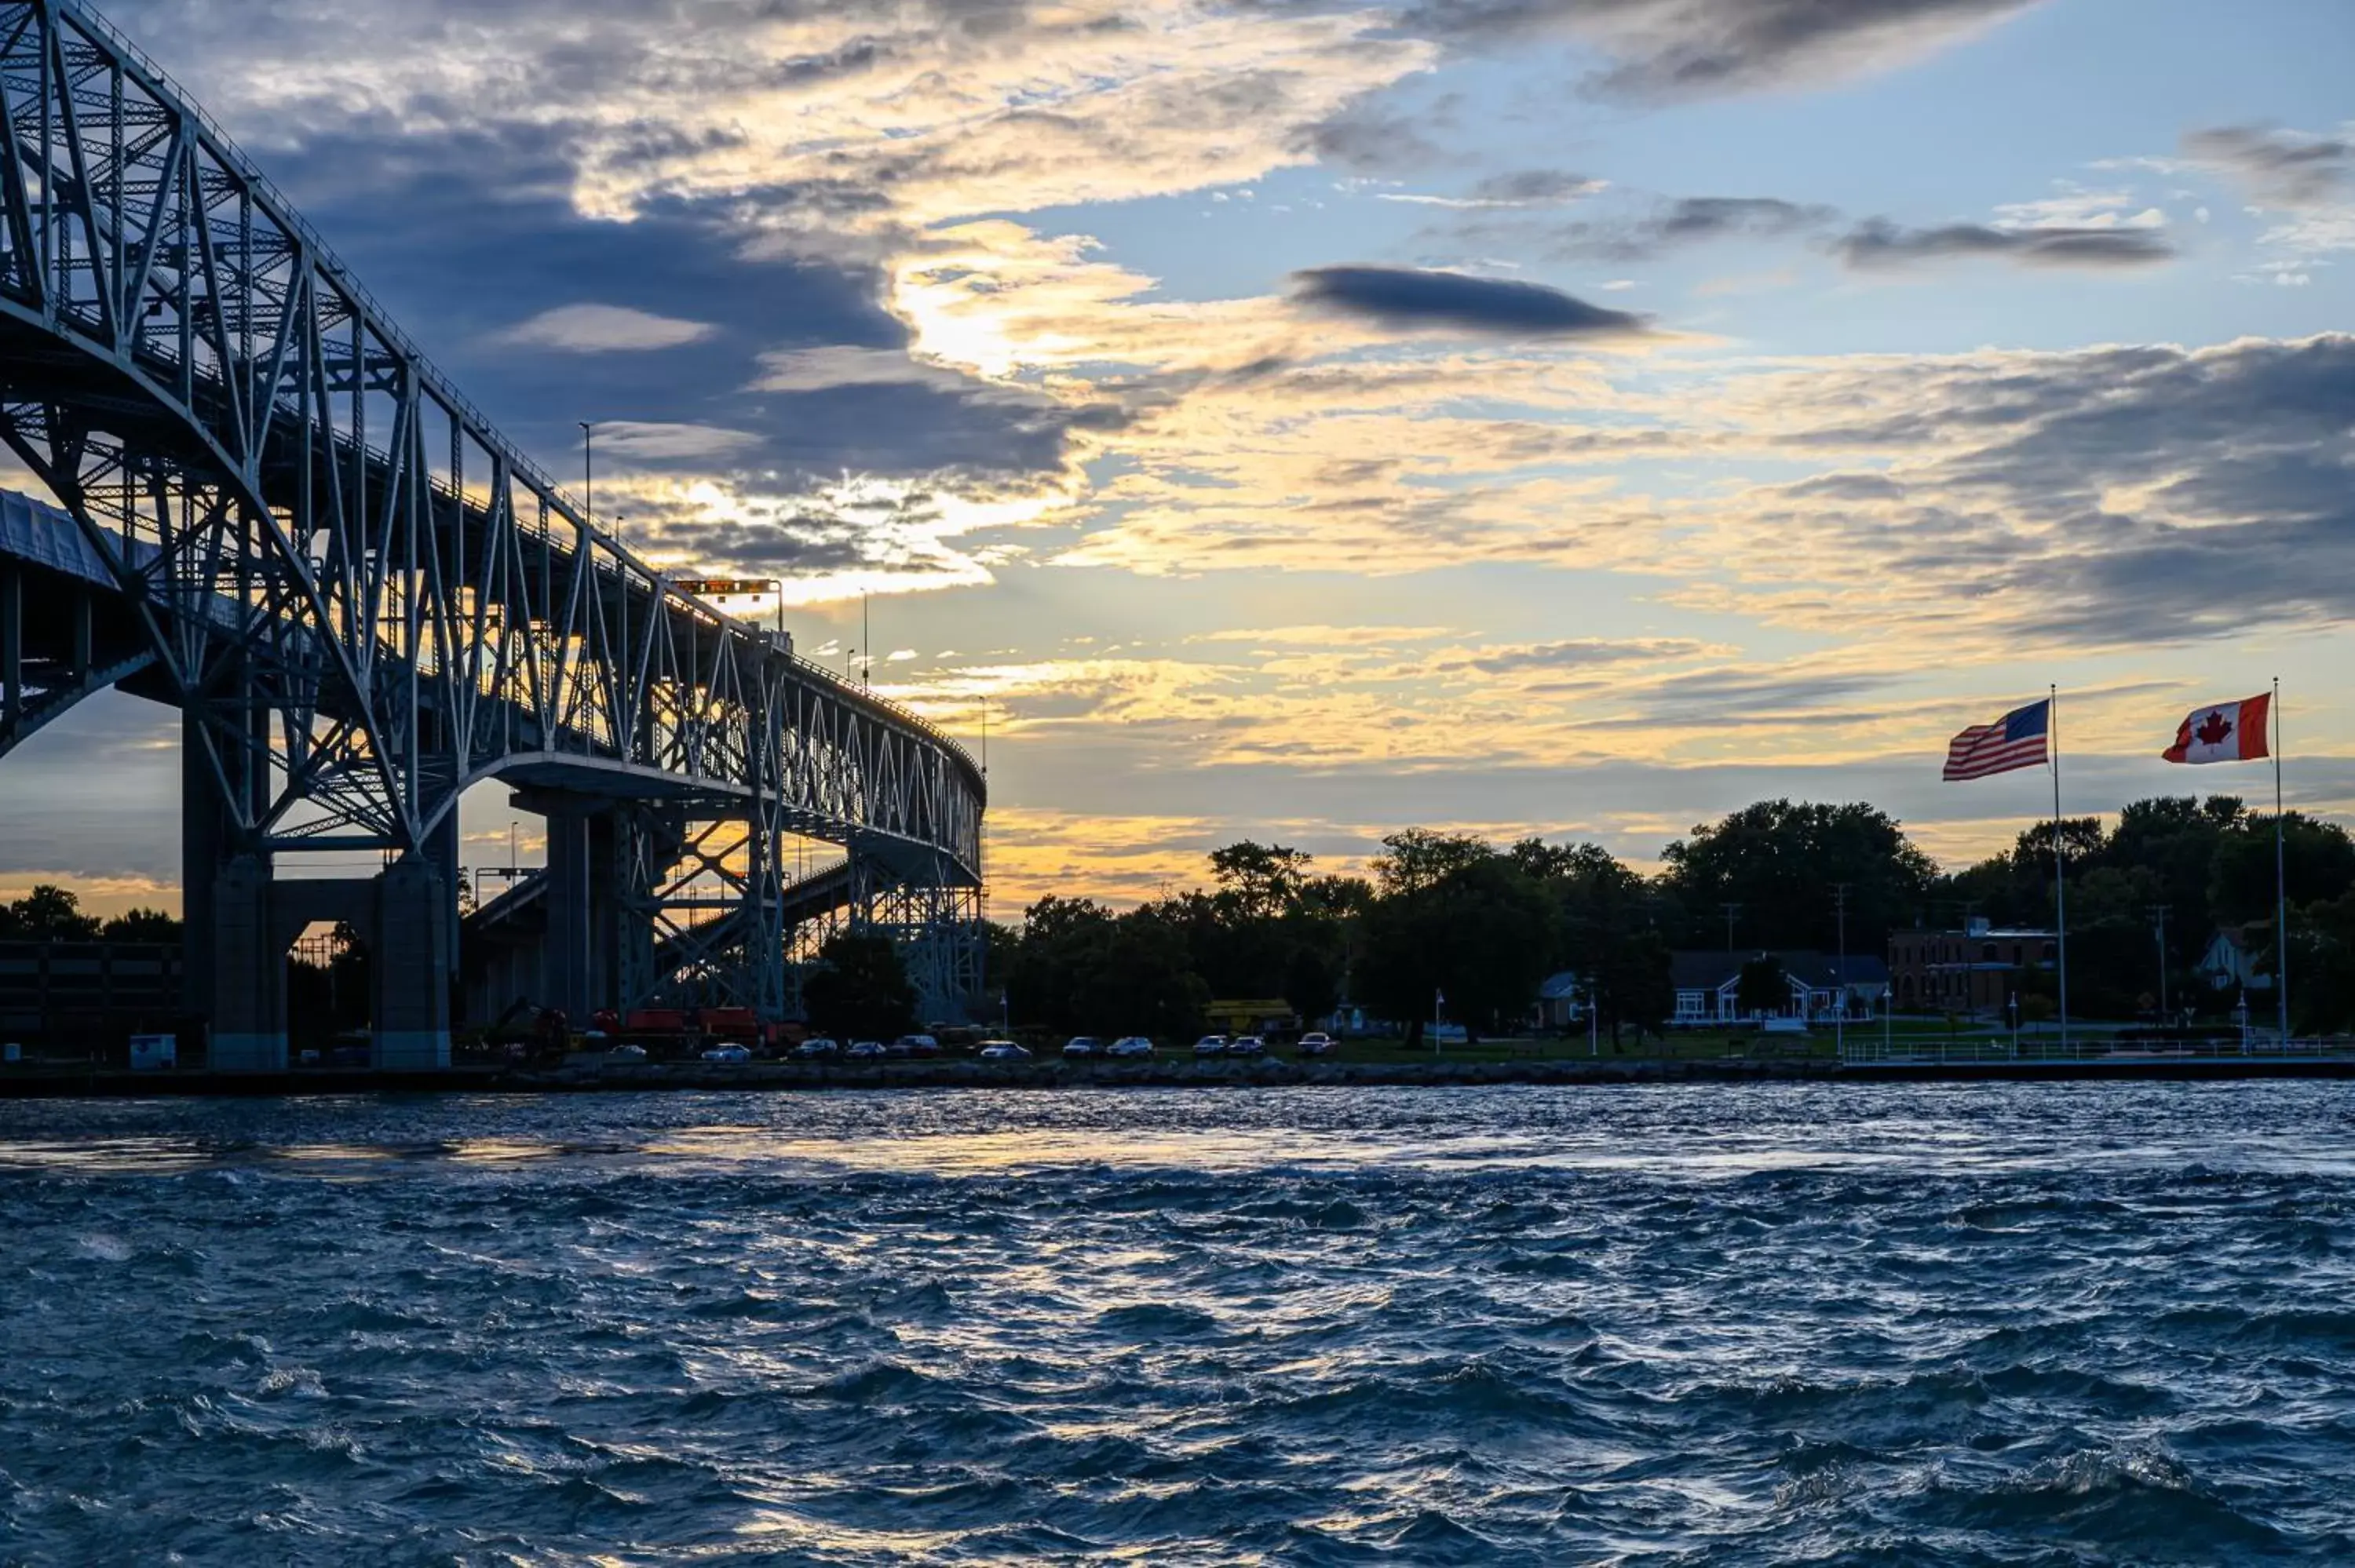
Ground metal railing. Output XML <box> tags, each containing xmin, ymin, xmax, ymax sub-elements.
<box><xmin>1840</xmin><ymin>1034</ymin><xmax>2355</xmax><ymax>1066</ymax></box>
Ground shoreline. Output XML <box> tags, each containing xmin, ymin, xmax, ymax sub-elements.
<box><xmin>5</xmin><ymin>1053</ymin><xmax>2353</xmax><ymax>1098</ymax></box>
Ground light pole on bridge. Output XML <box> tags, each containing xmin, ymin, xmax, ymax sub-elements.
<box><xmin>579</xmin><ymin>420</ymin><xmax>596</xmax><ymax>539</ymax></box>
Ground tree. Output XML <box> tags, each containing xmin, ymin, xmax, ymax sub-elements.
<box><xmin>1371</xmin><ymin>830</ymin><xmax>1496</xmax><ymax>899</ymax></box>
<box><xmin>100</xmin><ymin>907</ymin><xmax>181</xmax><ymax>942</ymax></box>
<box><xmin>1072</xmin><ymin>911</ymin><xmax>1209</xmax><ymax>1039</ymax></box>
<box><xmin>1361</xmin><ymin>843</ymin><xmax>1556</xmax><ymax>1043</ymax></box>
<box><xmin>1207</xmin><ymin>841</ymin><xmax>1313</xmax><ymax>919</ymax></box>
<box><xmin>1283</xmin><ymin>943</ymin><xmax>1339</xmax><ymax>1026</ymax></box>
<box><xmin>2211</xmin><ymin>812</ymin><xmax>2355</xmax><ymax>923</ymax></box>
<box><xmin>1003</xmin><ymin>895</ymin><xmax>1119</xmax><ymax>1032</ymax></box>
<box><xmin>1736</xmin><ymin>956</ymin><xmax>1787</xmax><ymax>1019</ymax></box>
<box><xmin>801</xmin><ymin>932</ymin><xmax>917</xmax><ymax>1041</ymax></box>
<box><xmin>1659</xmin><ymin>801</ymin><xmax>1937</xmax><ymax>954</ymax></box>
<box><xmin>3</xmin><ymin>884</ymin><xmax>100</xmax><ymax>941</ymax></box>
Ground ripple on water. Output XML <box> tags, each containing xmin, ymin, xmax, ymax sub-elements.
<box><xmin>2</xmin><ymin>1081</ymin><xmax>2353</xmax><ymax>1563</ymax></box>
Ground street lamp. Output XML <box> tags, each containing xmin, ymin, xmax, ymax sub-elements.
<box><xmin>577</xmin><ymin>419</ymin><xmax>593</xmax><ymax>534</ymax></box>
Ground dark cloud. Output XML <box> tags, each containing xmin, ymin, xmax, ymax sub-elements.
<box><xmin>1289</xmin><ymin>265</ymin><xmax>1651</xmax><ymax>338</ymax></box>
<box><xmin>1834</xmin><ymin>218</ymin><xmax>2175</xmax><ymax>270</ymax></box>
<box><xmin>1550</xmin><ymin>195</ymin><xmax>1837</xmax><ymax>260</ymax></box>
<box><xmin>1387</xmin><ymin>0</ymin><xmax>2039</xmax><ymax>99</ymax></box>
<box><xmin>1761</xmin><ymin>334</ymin><xmax>2355</xmax><ymax>643</ymax></box>
<box><xmin>1469</xmin><ymin>170</ymin><xmax>1605</xmax><ymax>206</ymax></box>
<box><xmin>1295</xmin><ymin>104</ymin><xmax>1451</xmax><ymax>170</ymax></box>
<box><xmin>2182</xmin><ymin>125</ymin><xmax>2353</xmax><ymax>208</ymax></box>
<box><xmin>246</xmin><ymin>123</ymin><xmax>1089</xmax><ymax>497</ymax></box>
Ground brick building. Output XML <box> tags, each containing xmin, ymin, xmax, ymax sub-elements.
<box><xmin>1887</xmin><ymin>918</ymin><xmax>2057</xmax><ymax>1019</ymax></box>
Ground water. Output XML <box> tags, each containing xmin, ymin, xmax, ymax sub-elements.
<box><xmin>4</xmin><ymin>1084</ymin><xmax>2354</xmax><ymax>1565</ymax></box>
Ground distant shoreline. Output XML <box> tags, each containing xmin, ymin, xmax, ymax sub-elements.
<box><xmin>5</xmin><ymin>1053</ymin><xmax>2353</xmax><ymax>1099</ymax></box>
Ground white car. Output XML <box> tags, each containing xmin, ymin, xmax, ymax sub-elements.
<box><xmin>1062</xmin><ymin>1036</ymin><xmax>1103</xmax><ymax>1058</ymax></box>
<box><xmin>1193</xmin><ymin>1034</ymin><xmax>1230</xmax><ymax>1056</ymax></box>
<box><xmin>1297</xmin><ymin>1032</ymin><xmax>1335</xmax><ymax>1056</ymax></box>
<box><xmin>1226</xmin><ymin>1034</ymin><xmax>1265</xmax><ymax>1057</ymax></box>
<box><xmin>1107</xmin><ymin>1036</ymin><xmax>1155</xmax><ymax>1059</ymax></box>
<box><xmin>978</xmin><ymin>1040</ymin><xmax>1032</xmax><ymax>1061</ymax></box>
<box><xmin>607</xmin><ymin>1041</ymin><xmax>649</xmax><ymax>1061</ymax></box>
<box><xmin>700</xmin><ymin>1043</ymin><xmax>750</xmax><ymax>1063</ymax></box>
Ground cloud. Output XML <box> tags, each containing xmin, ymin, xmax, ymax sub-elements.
<box><xmin>1437</xmin><ymin>637</ymin><xmax>1718</xmax><ymax>675</ymax></box>
<box><xmin>591</xmin><ymin>421</ymin><xmax>761</xmax><ymax>461</ymax></box>
<box><xmin>1834</xmin><ymin>218</ymin><xmax>2176</xmax><ymax>269</ymax></box>
<box><xmin>491</xmin><ymin>302</ymin><xmax>716</xmax><ymax>352</ymax></box>
<box><xmin>1192</xmin><ymin>624</ymin><xmax>1458</xmax><ymax>647</ymax></box>
<box><xmin>1550</xmin><ymin>195</ymin><xmax>1838</xmax><ymax>259</ymax></box>
<box><xmin>1685</xmin><ymin>334</ymin><xmax>2355</xmax><ymax>647</ymax></box>
<box><xmin>1390</xmin><ymin>0</ymin><xmax>2041</xmax><ymax>100</ymax></box>
<box><xmin>1378</xmin><ymin>170</ymin><xmax>1608</xmax><ymax>210</ymax></box>
<box><xmin>1289</xmin><ymin>265</ymin><xmax>1652</xmax><ymax>338</ymax></box>
<box><xmin>2182</xmin><ymin>124</ymin><xmax>2353</xmax><ymax>208</ymax></box>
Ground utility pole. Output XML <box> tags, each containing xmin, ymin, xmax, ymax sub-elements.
<box><xmin>1721</xmin><ymin>902</ymin><xmax>1741</xmax><ymax>954</ymax></box>
<box><xmin>1832</xmin><ymin>884</ymin><xmax>1849</xmax><ymax>1062</ymax></box>
<box><xmin>2151</xmin><ymin>904</ymin><xmax>2171</xmax><ymax>1024</ymax></box>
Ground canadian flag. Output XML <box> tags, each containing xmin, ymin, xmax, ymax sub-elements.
<box><xmin>2163</xmin><ymin>692</ymin><xmax>2270</xmax><ymax>764</ymax></box>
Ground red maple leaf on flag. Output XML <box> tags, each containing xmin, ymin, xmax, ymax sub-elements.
<box><xmin>2194</xmin><ymin>709</ymin><xmax>2233</xmax><ymax>747</ymax></box>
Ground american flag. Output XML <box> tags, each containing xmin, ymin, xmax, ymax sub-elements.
<box><xmin>1943</xmin><ymin>698</ymin><xmax>2050</xmax><ymax>781</ymax></box>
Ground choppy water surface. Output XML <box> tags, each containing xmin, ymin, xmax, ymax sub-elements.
<box><xmin>5</xmin><ymin>1085</ymin><xmax>2355</xmax><ymax>1565</ymax></box>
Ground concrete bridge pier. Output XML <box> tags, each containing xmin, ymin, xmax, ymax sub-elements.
<box><xmin>371</xmin><ymin>855</ymin><xmax>453</xmax><ymax>1069</ymax></box>
<box><xmin>540</xmin><ymin>800</ymin><xmax>596</xmax><ymax>1021</ymax></box>
<box><xmin>207</xmin><ymin>852</ymin><xmax>287</xmax><ymax>1070</ymax></box>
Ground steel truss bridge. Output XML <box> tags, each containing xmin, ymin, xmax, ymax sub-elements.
<box><xmin>0</xmin><ymin>0</ymin><xmax>985</xmax><ymax>1065</ymax></box>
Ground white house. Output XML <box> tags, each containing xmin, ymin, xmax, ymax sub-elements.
<box><xmin>2196</xmin><ymin>925</ymin><xmax>2275</xmax><ymax>994</ymax></box>
<box><xmin>1669</xmin><ymin>951</ymin><xmax>1889</xmax><ymax>1026</ymax></box>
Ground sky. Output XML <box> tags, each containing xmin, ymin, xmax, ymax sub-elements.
<box><xmin>3</xmin><ymin>0</ymin><xmax>2353</xmax><ymax>915</ymax></box>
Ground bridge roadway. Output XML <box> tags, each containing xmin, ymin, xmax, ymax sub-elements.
<box><xmin>0</xmin><ymin>2</ymin><xmax>986</xmax><ymax>1064</ymax></box>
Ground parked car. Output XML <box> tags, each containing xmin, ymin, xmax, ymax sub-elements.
<box><xmin>1193</xmin><ymin>1034</ymin><xmax>1230</xmax><ymax>1056</ymax></box>
<box><xmin>1226</xmin><ymin>1034</ymin><xmax>1266</xmax><ymax>1057</ymax></box>
<box><xmin>899</xmin><ymin>1033</ymin><xmax>940</xmax><ymax>1056</ymax></box>
<box><xmin>845</xmin><ymin>1040</ymin><xmax>887</xmax><ymax>1061</ymax></box>
<box><xmin>1063</xmin><ymin>1036</ymin><xmax>1103</xmax><ymax>1059</ymax></box>
<box><xmin>608</xmin><ymin>1041</ymin><xmax>649</xmax><ymax>1062</ymax></box>
<box><xmin>977</xmin><ymin>1040</ymin><xmax>1031</xmax><ymax>1061</ymax></box>
<box><xmin>1296</xmin><ymin>1031</ymin><xmax>1335</xmax><ymax>1056</ymax></box>
<box><xmin>794</xmin><ymin>1037</ymin><xmax>840</xmax><ymax>1060</ymax></box>
<box><xmin>701</xmin><ymin>1043</ymin><xmax>750</xmax><ymax>1063</ymax></box>
<box><xmin>1108</xmin><ymin>1036</ymin><xmax>1155</xmax><ymax>1059</ymax></box>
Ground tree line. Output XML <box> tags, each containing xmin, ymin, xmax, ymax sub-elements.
<box><xmin>0</xmin><ymin>884</ymin><xmax>179</xmax><ymax>943</ymax></box>
<box><xmin>986</xmin><ymin>796</ymin><xmax>2355</xmax><ymax>1039</ymax></box>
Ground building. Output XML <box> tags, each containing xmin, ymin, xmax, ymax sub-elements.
<box><xmin>1669</xmin><ymin>950</ymin><xmax>1889</xmax><ymax>1026</ymax></box>
<box><xmin>1536</xmin><ymin>971</ymin><xmax>1586</xmax><ymax>1028</ymax></box>
<box><xmin>0</xmin><ymin>939</ymin><xmax>186</xmax><ymax>1050</ymax></box>
<box><xmin>1887</xmin><ymin>918</ymin><xmax>2057</xmax><ymax>1018</ymax></box>
<box><xmin>2195</xmin><ymin>924</ymin><xmax>2275</xmax><ymax>997</ymax></box>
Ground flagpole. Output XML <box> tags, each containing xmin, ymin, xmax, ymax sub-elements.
<box><xmin>2050</xmin><ymin>684</ymin><xmax>2068</xmax><ymax>1052</ymax></box>
<box><xmin>2274</xmin><ymin>676</ymin><xmax>2289</xmax><ymax>1045</ymax></box>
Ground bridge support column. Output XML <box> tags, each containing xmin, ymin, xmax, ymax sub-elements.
<box><xmin>374</xmin><ymin>856</ymin><xmax>451</xmax><ymax>1069</ymax></box>
<box><xmin>545</xmin><ymin>805</ymin><xmax>593</xmax><ymax>1020</ymax></box>
<box><xmin>1</xmin><ymin>563</ymin><xmax>19</xmax><ymax>733</ymax></box>
<box><xmin>428</xmin><ymin>812</ymin><xmax>462</xmax><ymax>982</ymax></box>
<box><xmin>209</xmin><ymin>853</ymin><xmax>287</xmax><ymax>1070</ymax></box>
